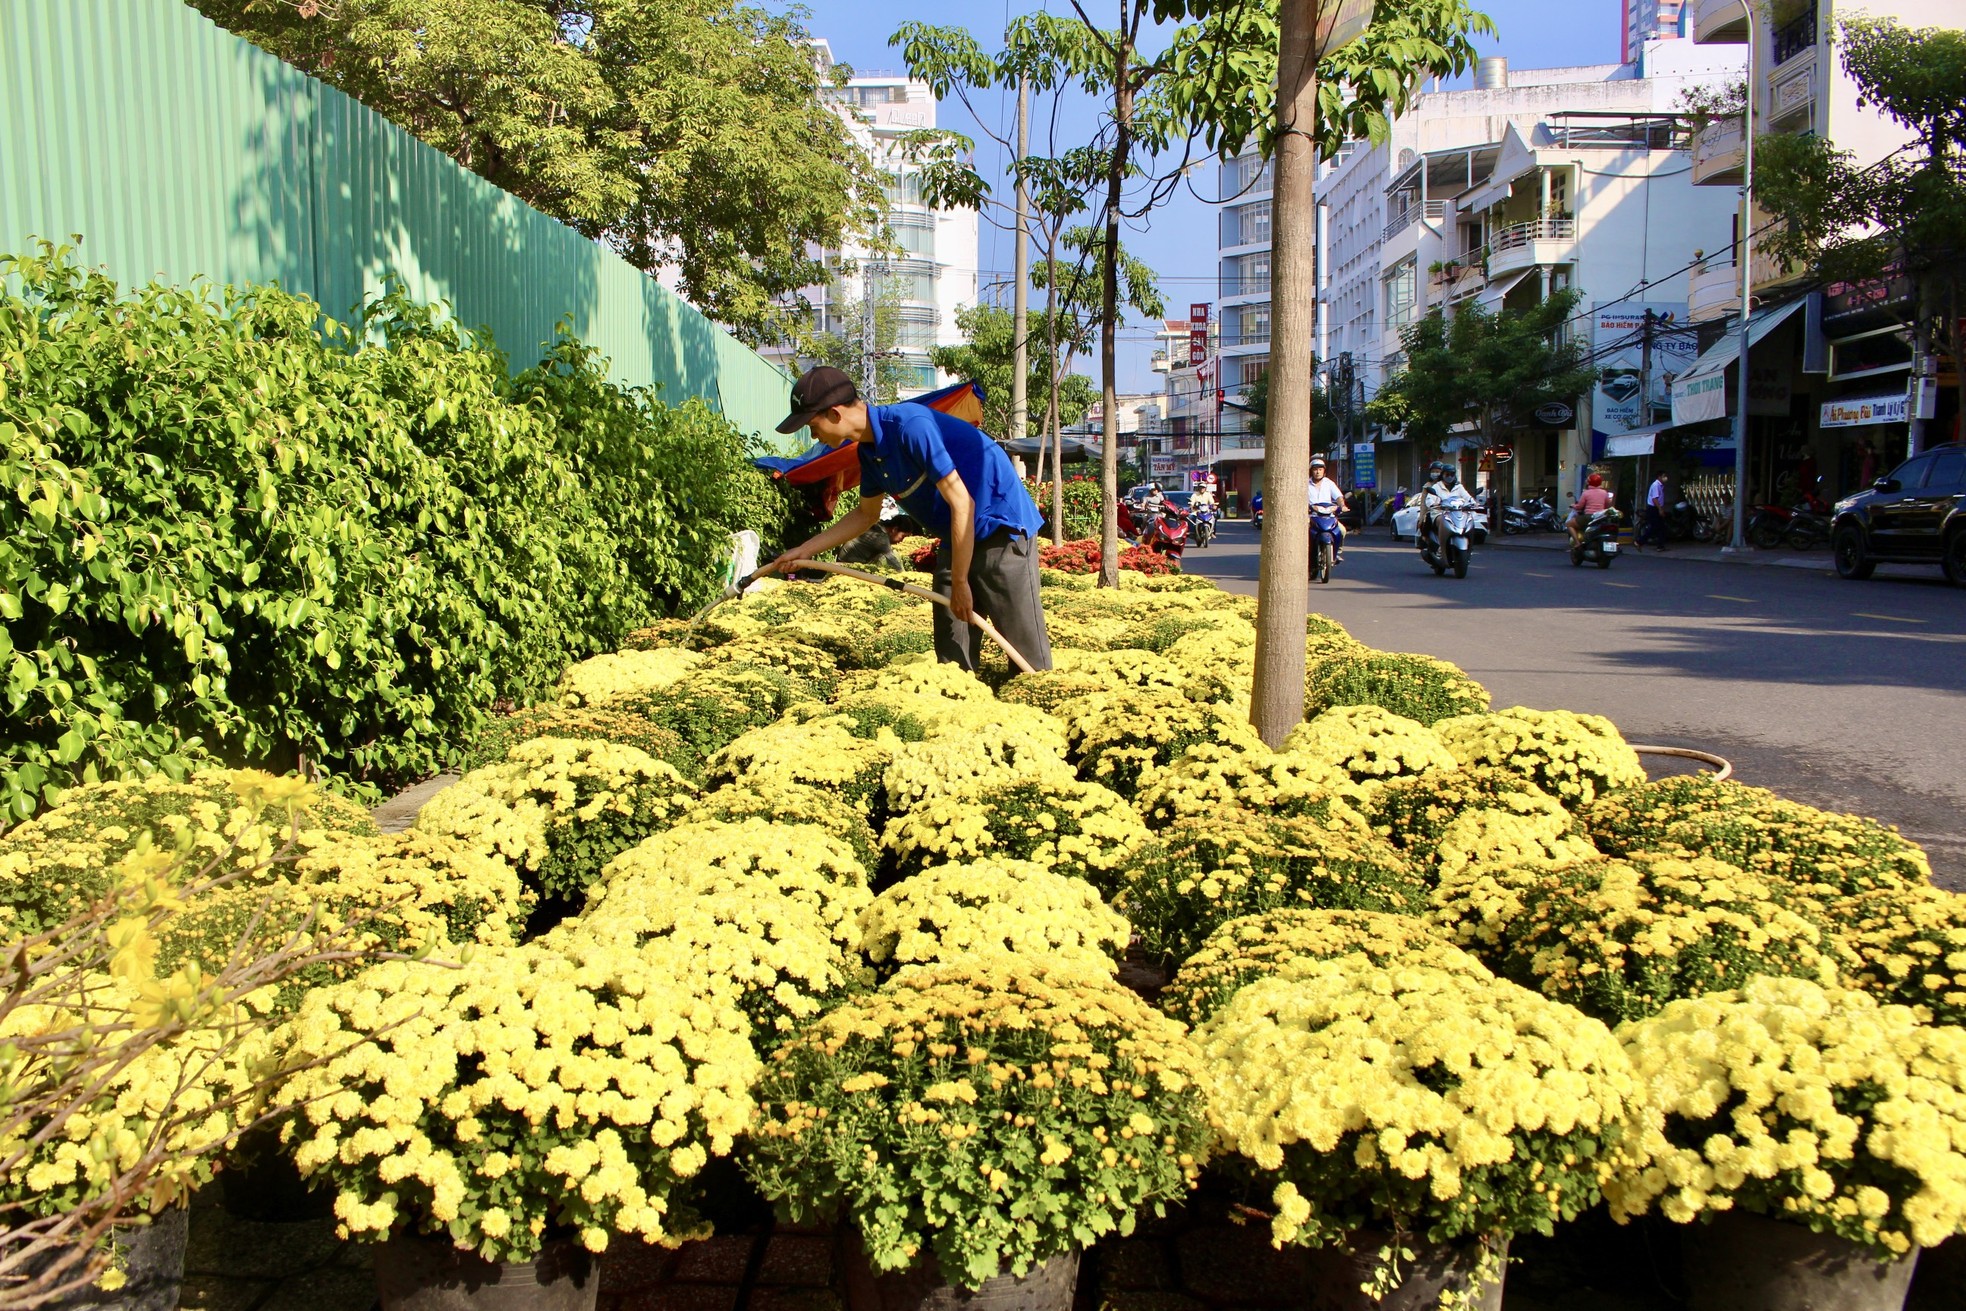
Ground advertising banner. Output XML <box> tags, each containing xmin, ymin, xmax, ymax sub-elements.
<box><xmin>1820</xmin><ymin>392</ymin><xmax>1908</xmax><ymax>428</ymax></box>
<box><xmin>1188</xmin><ymin>303</ymin><xmax>1210</xmax><ymax>368</ymax></box>
<box><xmin>1353</xmin><ymin>445</ymin><xmax>1377</xmax><ymax>490</ymax></box>
<box><xmin>1592</xmin><ymin>303</ymin><xmax>1696</xmax><ymax>444</ymax></box>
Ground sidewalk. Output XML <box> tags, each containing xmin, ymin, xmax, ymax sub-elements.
<box><xmin>1482</xmin><ymin>532</ymin><xmax>1835</xmax><ymax>571</ymax></box>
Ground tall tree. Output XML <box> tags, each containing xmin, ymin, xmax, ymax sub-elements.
<box><xmin>191</xmin><ymin>0</ymin><xmax>881</xmax><ymax>342</ymax></box>
<box><xmin>799</xmin><ymin>284</ymin><xmax>917</xmax><ymax>406</ymax></box>
<box><xmin>1753</xmin><ymin>15</ymin><xmax>1966</xmax><ymax>447</ymax></box>
<box><xmin>1366</xmin><ymin>291</ymin><xmax>1597</xmax><ymax>453</ymax></box>
<box><xmin>930</xmin><ymin>304</ymin><xmax>1099</xmax><ymax>437</ymax></box>
<box><xmin>1159</xmin><ymin>0</ymin><xmax>1491</xmax><ymax>744</ymax></box>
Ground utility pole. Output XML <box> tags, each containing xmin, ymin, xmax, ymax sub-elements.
<box><xmin>1011</xmin><ymin>74</ymin><xmax>1032</xmax><ymax>449</ymax></box>
<box><xmin>1727</xmin><ymin>0</ymin><xmax>1757</xmax><ymax>551</ymax></box>
<box><xmin>1638</xmin><ymin>308</ymin><xmax>1657</xmax><ymax>495</ymax></box>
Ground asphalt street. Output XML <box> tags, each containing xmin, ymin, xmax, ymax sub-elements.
<box><xmin>1181</xmin><ymin>520</ymin><xmax>1966</xmax><ymax>889</ymax></box>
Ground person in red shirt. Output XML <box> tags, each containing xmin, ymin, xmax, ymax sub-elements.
<box><xmin>1569</xmin><ymin>472</ymin><xmax>1614</xmax><ymax>548</ymax></box>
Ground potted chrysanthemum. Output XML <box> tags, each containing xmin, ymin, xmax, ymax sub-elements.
<box><xmin>743</xmin><ymin>963</ymin><xmax>1213</xmax><ymax>1306</ymax></box>
<box><xmin>276</xmin><ymin>933</ymin><xmax>759</xmax><ymax>1311</ymax></box>
<box><xmin>1608</xmin><ymin>975</ymin><xmax>1966</xmax><ymax>1311</ymax></box>
<box><xmin>1198</xmin><ymin>953</ymin><xmax>1651</xmax><ymax>1310</ymax></box>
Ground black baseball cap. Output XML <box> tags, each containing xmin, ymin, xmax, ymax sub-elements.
<box><xmin>776</xmin><ymin>365</ymin><xmax>860</xmax><ymax>434</ymax></box>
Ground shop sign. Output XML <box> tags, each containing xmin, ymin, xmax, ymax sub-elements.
<box><xmin>1532</xmin><ymin>401</ymin><xmax>1575</xmax><ymax>428</ymax></box>
<box><xmin>1353</xmin><ymin>446</ymin><xmax>1376</xmax><ymax>489</ymax></box>
<box><xmin>1188</xmin><ymin>303</ymin><xmax>1210</xmax><ymax>367</ymax></box>
<box><xmin>1149</xmin><ymin>454</ymin><xmax>1178</xmax><ymax>476</ymax></box>
<box><xmin>1486</xmin><ymin>445</ymin><xmax>1514</xmax><ymax>464</ymax></box>
<box><xmin>1820</xmin><ymin>393</ymin><xmax>1908</xmax><ymax>428</ymax></box>
<box><xmin>1592</xmin><ymin>303</ymin><xmax>1696</xmax><ymax>440</ymax></box>
<box><xmin>1672</xmin><ymin>370</ymin><xmax>1728</xmax><ymax>425</ymax></box>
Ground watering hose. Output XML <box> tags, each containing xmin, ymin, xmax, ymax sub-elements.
<box><xmin>1630</xmin><ymin>744</ymin><xmax>1733</xmax><ymax>782</ymax></box>
<box><xmin>691</xmin><ymin>559</ymin><xmax>1038</xmax><ymax>676</ymax></box>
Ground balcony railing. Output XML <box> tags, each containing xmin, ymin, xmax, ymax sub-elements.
<box><xmin>1490</xmin><ymin>218</ymin><xmax>1575</xmax><ymax>253</ymax></box>
<box><xmin>1382</xmin><ymin>200</ymin><xmax>1446</xmax><ymax>242</ymax></box>
<box><xmin>1772</xmin><ymin>9</ymin><xmax>1817</xmax><ymax>66</ymax></box>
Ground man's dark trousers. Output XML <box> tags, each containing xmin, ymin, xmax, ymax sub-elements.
<box><xmin>931</xmin><ymin>529</ymin><xmax>1054</xmax><ymax>672</ymax></box>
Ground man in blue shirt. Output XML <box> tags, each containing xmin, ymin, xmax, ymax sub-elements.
<box><xmin>765</xmin><ymin>366</ymin><xmax>1053</xmax><ymax>672</ymax></box>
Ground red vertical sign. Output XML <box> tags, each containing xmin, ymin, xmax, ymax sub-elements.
<box><xmin>1188</xmin><ymin>303</ymin><xmax>1209</xmax><ymax>367</ymax></box>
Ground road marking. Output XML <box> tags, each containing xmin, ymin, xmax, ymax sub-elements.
<box><xmin>1523</xmin><ymin>571</ymin><xmax>1552</xmax><ymax>578</ymax></box>
<box><xmin>1603</xmin><ymin>581</ymin><xmax>1639</xmax><ymax>589</ymax></box>
<box><xmin>1709</xmin><ymin>594</ymin><xmax>1756</xmax><ymax>603</ymax></box>
<box><xmin>1852</xmin><ymin>612</ymin><xmax>1928</xmax><ymax>625</ymax></box>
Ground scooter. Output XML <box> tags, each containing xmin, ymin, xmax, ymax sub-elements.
<box><xmin>1664</xmin><ymin>498</ymin><xmax>1716</xmax><ymax>543</ymax></box>
<box><xmin>1191</xmin><ymin>502</ymin><xmax>1219</xmax><ymax>548</ymax></box>
<box><xmin>1419</xmin><ymin>489</ymin><xmax>1479</xmax><ymax>579</ymax></box>
<box><xmin>1502</xmin><ymin>496</ymin><xmax>1559</xmax><ymax>535</ymax></box>
<box><xmin>1120</xmin><ymin>499</ymin><xmax>1189</xmax><ymax>561</ymax></box>
<box><xmin>1784</xmin><ymin>502</ymin><xmax>1832</xmax><ymax>550</ymax></box>
<box><xmin>1310</xmin><ymin>508</ymin><xmax>1342</xmax><ymax>585</ymax></box>
<box><xmin>1250</xmin><ymin>494</ymin><xmax>1265</xmax><ymax>534</ymax></box>
<box><xmin>1570</xmin><ymin>507</ymin><xmax>1621</xmax><ymax>569</ymax></box>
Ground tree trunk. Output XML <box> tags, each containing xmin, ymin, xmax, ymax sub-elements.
<box><xmin>1011</xmin><ymin>74</ymin><xmax>1032</xmax><ymax>448</ymax></box>
<box><xmin>1098</xmin><ymin>22</ymin><xmax>1134</xmax><ymax>590</ymax></box>
<box><xmin>1046</xmin><ymin>228</ymin><xmax>1066</xmax><ymax>547</ymax></box>
<box><xmin>1250</xmin><ymin>0</ymin><xmax>1320</xmax><ymax>745</ymax></box>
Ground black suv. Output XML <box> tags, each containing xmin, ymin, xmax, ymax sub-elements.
<box><xmin>1831</xmin><ymin>441</ymin><xmax>1966</xmax><ymax>584</ymax></box>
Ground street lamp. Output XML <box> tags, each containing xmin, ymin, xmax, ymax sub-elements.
<box><xmin>1727</xmin><ymin>0</ymin><xmax>1757</xmax><ymax>551</ymax></box>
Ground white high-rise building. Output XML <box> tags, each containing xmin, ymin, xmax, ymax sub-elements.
<box><xmin>1624</xmin><ymin>0</ymin><xmax>1690</xmax><ymax>62</ymax></box>
<box><xmin>774</xmin><ymin>42</ymin><xmax>979</xmax><ymax>397</ymax></box>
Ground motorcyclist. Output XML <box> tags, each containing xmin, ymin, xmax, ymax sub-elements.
<box><xmin>1569</xmin><ymin>472</ymin><xmax>1614</xmax><ymax>548</ymax></box>
<box><xmin>1417</xmin><ymin>462</ymin><xmax>1456</xmax><ymax>550</ymax></box>
<box><xmin>1307</xmin><ymin>455</ymin><xmax>1349</xmax><ymax>563</ymax></box>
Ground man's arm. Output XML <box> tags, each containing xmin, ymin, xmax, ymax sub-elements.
<box><xmin>767</xmin><ymin>496</ymin><xmax>884</xmax><ymax>574</ymax></box>
<box><xmin>938</xmin><ymin>470</ymin><xmax>976</xmax><ymax>623</ymax></box>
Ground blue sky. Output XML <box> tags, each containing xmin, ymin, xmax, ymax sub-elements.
<box><xmin>803</xmin><ymin>1</ymin><xmax>1629</xmax><ymax>390</ymax></box>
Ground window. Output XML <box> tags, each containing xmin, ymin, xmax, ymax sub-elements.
<box><xmin>1236</xmin><ymin>355</ymin><xmax>1270</xmax><ymax>387</ymax></box>
<box><xmin>1888</xmin><ymin>454</ymin><xmax>1933</xmax><ymax>488</ymax></box>
<box><xmin>1385</xmin><ymin>261</ymin><xmax>1417</xmax><ymax>330</ymax></box>
<box><xmin>1241</xmin><ymin>304</ymin><xmax>1271</xmax><ymax>346</ymax></box>
<box><xmin>1926</xmin><ymin>450</ymin><xmax>1966</xmax><ymax>492</ymax></box>
<box><xmin>1236</xmin><ymin>201</ymin><xmax>1271</xmax><ymax>245</ymax></box>
<box><xmin>1240</xmin><ymin>254</ymin><xmax>1271</xmax><ymax>297</ymax></box>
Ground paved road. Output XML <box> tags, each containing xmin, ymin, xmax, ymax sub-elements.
<box><xmin>1182</xmin><ymin>521</ymin><xmax>1966</xmax><ymax>888</ymax></box>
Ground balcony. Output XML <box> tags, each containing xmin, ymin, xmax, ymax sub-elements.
<box><xmin>1691</xmin><ymin>117</ymin><xmax>1745</xmax><ymax>186</ymax></box>
<box><xmin>1382</xmin><ymin>200</ymin><xmax>1446</xmax><ymax>242</ymax></box>
<box><xmin>1486</xmin><ymin>218</ymin><xmax>1575</xmax><ymax>279</ymax></box>
<box><xmin>1688</xmin><ymin>254</ymin><xmax>1739</xmax><ymax>323</ymax></box>
<box><xmin>1772</xmin><ymin>8</ymin><xmax>1817</xmax><ymax>65</ymax></box>
<box><xmin>1693</xmin><ymin>0</ymin><xmax>1749</xmax><ymax>43</ymax></box>
<box><xmin>1430</xmin><ymin>257</ymin><xmax>1488</xmax><ymax>301</ymax></box>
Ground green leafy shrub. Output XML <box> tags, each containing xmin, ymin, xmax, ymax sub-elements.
<box><xmin>0</xmin><ymin>244</ymin><xmax>786</xmax><ymax>816</ymax></box>
<box><xmin>1117</xmin><ymin>812</ymin><xmax>1428</xmax><ymax>966</ymax></box>
<box><xmin>1304</xmin><ymin>651</ymin><xmax>1491</xmax><ymax>726</ymax></box>
<box><xmin>1026</xmin><ymin>476</ymin><xmax>1102</xmax><ymax>539</ymax></box>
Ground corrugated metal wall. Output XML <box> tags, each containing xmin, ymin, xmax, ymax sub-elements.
<box><xmin>0</xmin><ymin>0</ymin><xmax>794</xmax><ymax>445</ymax></box>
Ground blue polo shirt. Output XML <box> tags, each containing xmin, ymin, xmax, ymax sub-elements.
<box><xmin>858</xmin><ymin>403</ymin><xmax>1043</xmax><ymax>541</ymax></box>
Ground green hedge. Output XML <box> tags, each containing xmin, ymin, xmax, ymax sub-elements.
<box><xmin>0</xmin><ymin>243</ymin><xmax>792</xmax><ymax>818</ymax></box>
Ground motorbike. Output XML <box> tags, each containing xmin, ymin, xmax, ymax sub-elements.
<box><xmin>1570</xmin><ymin>507</ymin><xmax>1622</xmax><ymax>569</ymax></box>
<box><xmin>1418</xmin><ymin>489</ymin><xmax>1479</xmax><ymax>579</ymax></box>
<box><xmin>1251</xmin><ymin>495</ymin><xmax>1265</xmax><ymax>534</ymax></box>
<box><xmin>1502</xmin><ymin>496</ymin><xmax>1560</xmax><ymax>535</ymax></box>
<box><xmin>1191</xmin><ymin>502</ymin><xmax>1219</xmax><ymax>548</ymax></box>
<box><xmin>1663</xmin><ymin>498</ymin><xmax>1716</xmax><ymax>543</ymax></box>
<box><xmin>1309</xmin><ymin>508</ymin><xmax>1342</xmax><ymax>585</ymax></box>
<box><xmin>1120</xmin><ymin>498</ymin><xmax>1189</xmax><ymax>561</ymax></box>
<box><xmin>1746</xmin><ymin>493</ymin><xmax>1830</xmax><ymax>549</ymax></box>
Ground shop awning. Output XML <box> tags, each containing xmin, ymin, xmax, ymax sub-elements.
<box><xmin>1669</xmin><ymin>299</ymin><xmax>1806</xmax><ymax>425</ymax></box>
<box><xmin>1213</xmin><ymin>447</ymin><xmax>1267</xmax><ymax>464</ymax></box>
<box><xmin>1475</xmin><ymin>269</ymin><xmax>1534</xmax><ymax>310</ymax></box>
<box><xmin>1003</xmin><ymin>436</ymin><xmax>1101</xmax><ymax>462</ymax></box>
<box><xmin>1601</xmin><ymin>420</ymin><xmax>1679</xmax><ymax>457</ymax></box>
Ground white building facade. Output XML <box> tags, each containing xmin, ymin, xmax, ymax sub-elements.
<box><xmin>771</xmin><ymin>43</ymin><xmax>980</xmax><ymax>397</ymax></box>
<box><xmin>1300</xmin><ymin>41</ymin><xmax>1745</xmax><ymax>499</ymax></box>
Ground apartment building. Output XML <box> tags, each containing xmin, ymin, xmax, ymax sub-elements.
<box><xmin>1624</xmin><ymin>0</ymin><xmax>1690</xmax><ymax>62</ymax></box>
<box><xmin>1672</xmin><ymin>0</ymin><xmax>1960</xmax><ymax>502</ymax></box>
<box><xmin>767</xmin><ymin>42</ymin><xmax>979</xmax><ymax>397</ymax></box>
<box><xmin>1301</xmin><ymin>40</ymin><xmax>1743</xmax><ymax>498</ymax></box>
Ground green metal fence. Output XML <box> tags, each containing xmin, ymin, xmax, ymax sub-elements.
<box><xmin>0</xmin><ymin>0</ymin><xmax>795</xmax><ymax>445</ymax></box>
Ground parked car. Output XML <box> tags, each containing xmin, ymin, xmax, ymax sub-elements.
<box><xmin>1391</xmin><ymin>502</ymin><xmax>1489</xmax><ymax>543</ymax></box>
<box><xmin>1830</xmin><ymin>442</ymin><xmax>1966</xmax><ymax>584</ymax></box>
